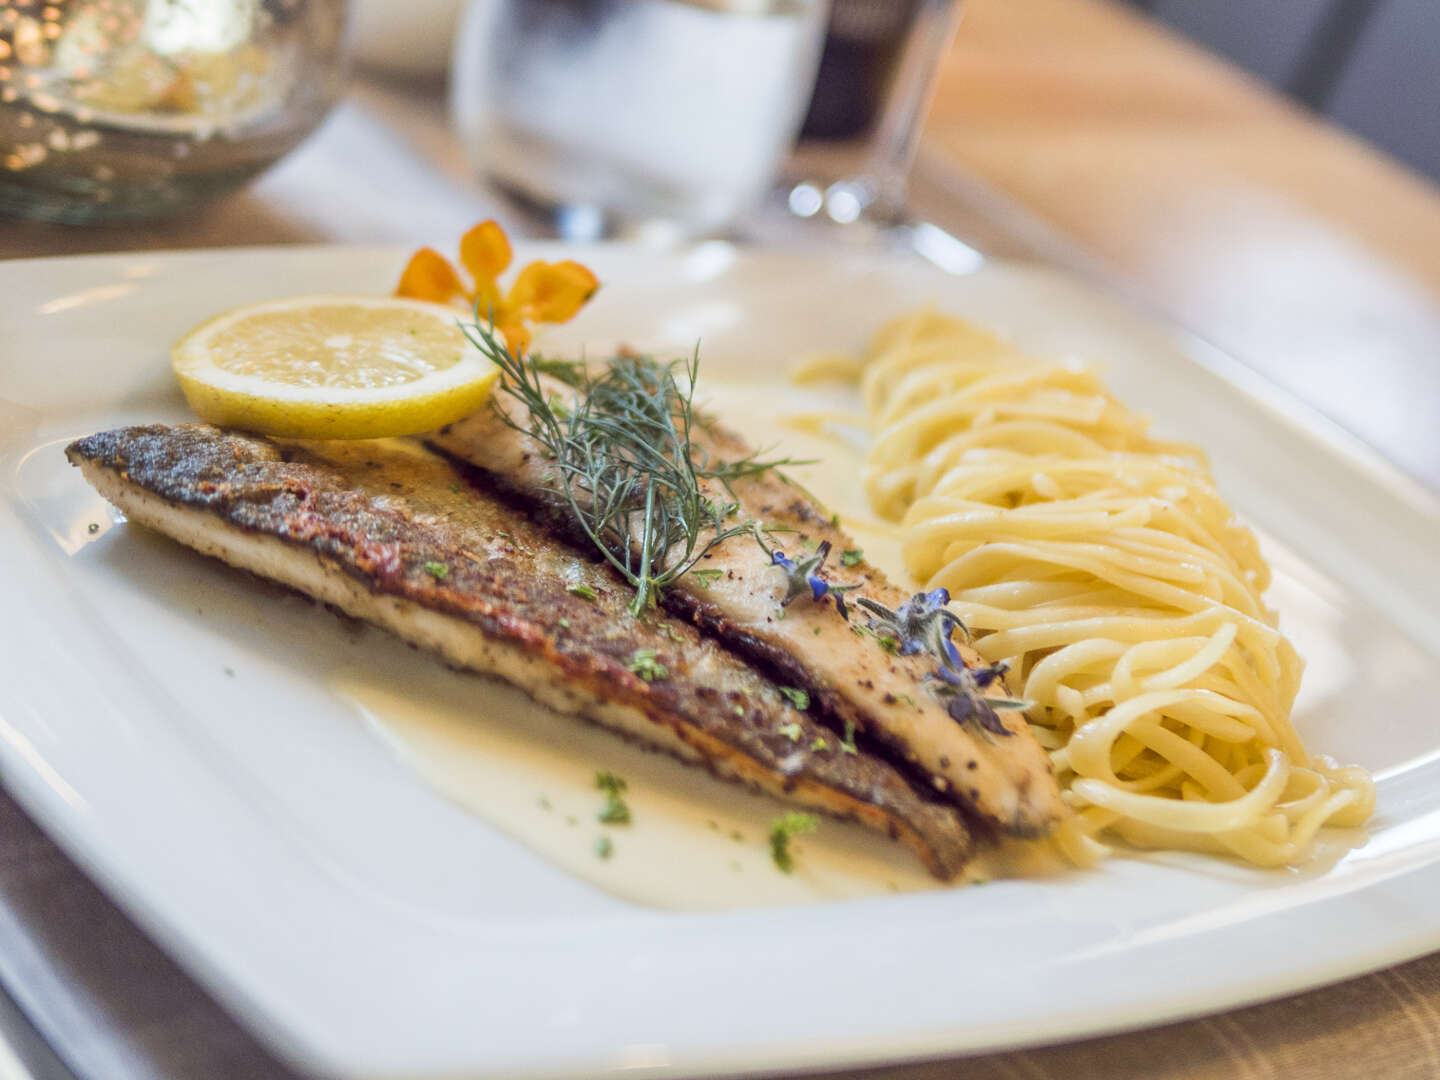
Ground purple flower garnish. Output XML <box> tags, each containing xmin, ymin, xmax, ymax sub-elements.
<box><xmin>855</xmin><ymin>591</ymin><xmax>1026</xmax><ymax>738</ymax></box>
<box><xmin>757</xmin><ymin>530</ymin><xmax>1025</xmax><ymax>734</ymax></box>
<box><xmin>768</xmin><ymin>540</ymin><xmax>860</xmax><ymax>616</ymax></box>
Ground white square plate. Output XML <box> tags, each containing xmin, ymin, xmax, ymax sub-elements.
<box><xmin>3</xmin><ymin>243</ymin><xmax>1440</xmax><ymax>1080</ymax></box>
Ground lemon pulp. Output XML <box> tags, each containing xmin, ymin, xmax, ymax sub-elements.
<box><xmin>172</xmin><ymin>295</ymin><xmax>499</xmax><ymax>440</ymax></box>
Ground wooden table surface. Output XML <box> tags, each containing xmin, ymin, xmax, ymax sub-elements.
<box><xmin>928</xmin><ymin>0</ymin><xmax>1440</xmax><ymax>491</ymax></box>
<box><xmin>3</xmin><ymin>1</ymin><xmax>1440</xmax><ymax>1078</ymax></box>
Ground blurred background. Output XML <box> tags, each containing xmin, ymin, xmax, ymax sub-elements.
<box><xmin>1123</xmin><ymin>0</ymin><xmax>1438</xmax><ymax>183</ymax></box>
<box><xmin>1</xmin><ymin>0</ymin><xmax>1437</xmax><ymax>493</ymax></box>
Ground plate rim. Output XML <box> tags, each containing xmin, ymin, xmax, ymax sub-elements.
<box><xmin>3</xmin><ymin>240</ymin><xmax>1440</xmax><ymax>1080</ymax></box>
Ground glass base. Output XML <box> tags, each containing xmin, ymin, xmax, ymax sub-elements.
<box><xmin>0</xmin><ymin>166</ymin><xmax>267</xmax><ymax>226</ymax></box>
<box><xmin>486</xmin><ymin>178</ymin><xmax>695</xmax><ymax>247</ymax></box>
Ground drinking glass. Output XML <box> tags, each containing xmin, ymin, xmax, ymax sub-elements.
<box><xmin>451</xmin><ymin>0</ymin><xmax>831</xmax><ymax>240</ymax></box>
<box><xmin>783</xmin><ymin>0</ymin><xmax>964</xmax><ymax>227</ymax></box>
<box><xmin>0</xmin><ymin>0</ymin><xmax>348</xmax><ymax>223</ymax></box>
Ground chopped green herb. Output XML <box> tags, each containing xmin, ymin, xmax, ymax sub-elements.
<box><xmin>811</xmin><ymin>736</ymin><xmax>828</xmax><ymax>751</ymax></box>
<box><xmin>801</xmin><ymin>537</ymin><xmax>820</xmax><ymax>552</ymax></box>
<box><xmin>813</xmin><ymin>625</ymin><xmax>823</xmax><ymax>635</ymax></box>
<box><xmin>829</xmin><ymin>513</ymin><xmax>840</xmax><ymax>527</ymax></box>
<box><xmin>627</xmin><ymin>648</ymin><xmax>668</xmax><ymax>682</ymax></box>
<box><xmin>537</xmin><ymin>795</ymin><xmax>552</xmax><ymax>811</ymax></box>
<box><xmin>778</xmin><ymin>686</ymin><xmax>810</xmax><ymax>710</ymax></box>
<box><xmin>850</xmin><ymin>621</ymin><xmax>901</xmax><ymax>652</ymax></box>
<box><xmin>769</xmin><ymin>812</ymin><xmax>819</xmax><ymax>873</ymax></box>
<box><xmin>422</xmin><ymin>561</ymin><xmax>449</xmax><ymax>580</ymax></box>
<box><xmin>851</xmin><ymin>621</ymin><xmax>901</xmax><ymax>653</ymax></box>
<box><xmin>595</xmin><ymin>835</ymin><xmax>614</xmax><ymax>859</ymax></box>
<box><xmin>775</xmin><ymin>606</ymin><xmax>787</xmax><ymax>620</ymax></box>
<box><xmin>840</xmin><ymin>548</ymin><xmax>864</xmax><ymax>567</ymax></box>
<box><xmin>732</xmin><ymin>705</ymin><xmax>746</xmax><ymax>717</ymax></box>
<box><xmin>840</xmin><ymin>718</ymin><xmax>858</xmax><ymax>755</ymax></box>
<box><xmin>690</xmin><ymin>568</ymin><xmax>723</xmax><ymax>588</ymax></box>
<box><xmin>595</xmin><ymin>771</ymin><xmax>631</xmax><ymax>824</ymax></box>
<box><xmin>731</xmin><ymin>830</ymin><xmax>744</xmax><ymax>842</ymax></box>
<box><xmin>558</xmin><ymin>617</ymin><xmax>571</xmax><ymax>629</ymax></box>
<box><xmin>777</xmin><ymin>722</ymin><xmax>803</xmax><ymax>741</ymax></box>
<box><xmin>567</xmin><ymin>583</ymin><xmax>598</xmax><ymax>602</ymax></box>
<box><xmin>448</xmin><ymin>482</ymin><xmax>461</xmax><ymax>494</ymax></box>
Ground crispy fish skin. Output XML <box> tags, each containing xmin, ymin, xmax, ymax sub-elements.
<box><xmin>432</xmin><ymin>385</ymin><xmax>1065</xmax><ymax>836</ymax></box>
<box><xmin>67</xmin><ymin>424</ymin><xmax>973</xmax><ymax>879</ymax></box>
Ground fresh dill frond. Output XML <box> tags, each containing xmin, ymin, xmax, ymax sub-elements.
<box><xmin>467</xmin><ymin>322</ymin><xmax>793</xmax><ymax>615</ymax></box>
<box><xmin>529</xmin><ymin>355</ymin><xmax>587</xmax><ymax>387</ymax></box>
<box><xmin>422</xmin><ymin>561</ymin><xmax>449</xmax><ymax>580</ymax></box>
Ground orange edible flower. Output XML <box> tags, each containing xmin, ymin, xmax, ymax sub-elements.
<box><xmin>395</xmin><ymin>220</ymin><xmax>599</xmax><ymax>353</ymax></box>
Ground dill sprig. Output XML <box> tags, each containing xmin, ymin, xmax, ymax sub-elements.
<box><xmin>464</xmin><ymin>321</ymin><xmax>792</xmax><ymax>614</ymax></box>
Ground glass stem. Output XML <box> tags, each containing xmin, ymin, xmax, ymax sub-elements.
<box><xmin>857</xmin><ymin>0</ymin><xmax>965</xmax><ymax>220</ymax></box>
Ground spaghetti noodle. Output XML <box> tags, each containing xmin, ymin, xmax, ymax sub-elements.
<box><xmin>838</xmin><ymin>310</ymin><xmax>1372</xmax><ymax>865</ymax></box>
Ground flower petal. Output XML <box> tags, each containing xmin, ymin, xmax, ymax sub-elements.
<box><xmin>395</xmin><ymin>247</ymin><xmax>466</xmax><ymax>304</ymax></box>
<box><xmin>458</xmin><ymin>221</ymin><xmax>512</xmax><ymax>309</ymax></box>
<box><xmin>507</xmin><ymin>260</ymin><xmax>600</xmax><ymax>324</ymax></box>
<box><xmin>494</xmin><ymin>316</ymin><xmax>532</xmax><ymax>355</ymax></box>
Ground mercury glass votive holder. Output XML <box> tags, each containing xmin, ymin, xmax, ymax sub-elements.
<box><xmin>0</xmin><ymin>0</ymin><xmax>347</xmax><ymax>224</ymax></box>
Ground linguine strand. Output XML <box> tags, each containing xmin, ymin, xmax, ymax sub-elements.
<box><xmin>851</xmin><ymin>310</ymin><xmax>1373</xmax><ymax>866</ymax></box>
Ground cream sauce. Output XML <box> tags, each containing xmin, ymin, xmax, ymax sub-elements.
<box><xmin>332</xmin><ymin>376</ymin><xmax>1017</xmax><ymax>909</ymax></box>
<box><xmin>335</xmin><ymin>672</ymin><xmax>947</xmax><ymax>910</ymax></box>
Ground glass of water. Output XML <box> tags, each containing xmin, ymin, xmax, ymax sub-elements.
<box><xmin>451</xmin><ymin>0</ymin><xmax>830</xmax><ymax>239</ymax></box>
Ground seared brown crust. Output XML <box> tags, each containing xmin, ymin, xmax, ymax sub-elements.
<box><xmin>432</xmin><ymin>390</ymin><xmax>1065</xmax><ymax>837</ymax></box>
<box><xmin>67</xmin><ymin>424</ymin><xmax>973</xmax><ymax>879</ymax></box>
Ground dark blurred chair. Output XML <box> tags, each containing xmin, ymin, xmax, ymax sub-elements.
<box><xmin>1119</xmin><ymin>0</ymin><xmax>1440</xmax><ymax>184</ymax></box>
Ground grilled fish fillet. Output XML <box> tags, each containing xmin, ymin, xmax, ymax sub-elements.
<box><xmin>67</xmin><ymin>424</ymin><xmax>974</xmax><ymax>879</ymax></box>
<box><xmin>432</xmin><ymin>383</ymin><xmax>1065</xmax><ymax>836</ymax></box>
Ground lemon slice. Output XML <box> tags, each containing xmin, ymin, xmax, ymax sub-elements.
<box><xmin>171</xmin><ymin>295</ymin><xmax>498</xmax><ymax>439</ymax></box>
